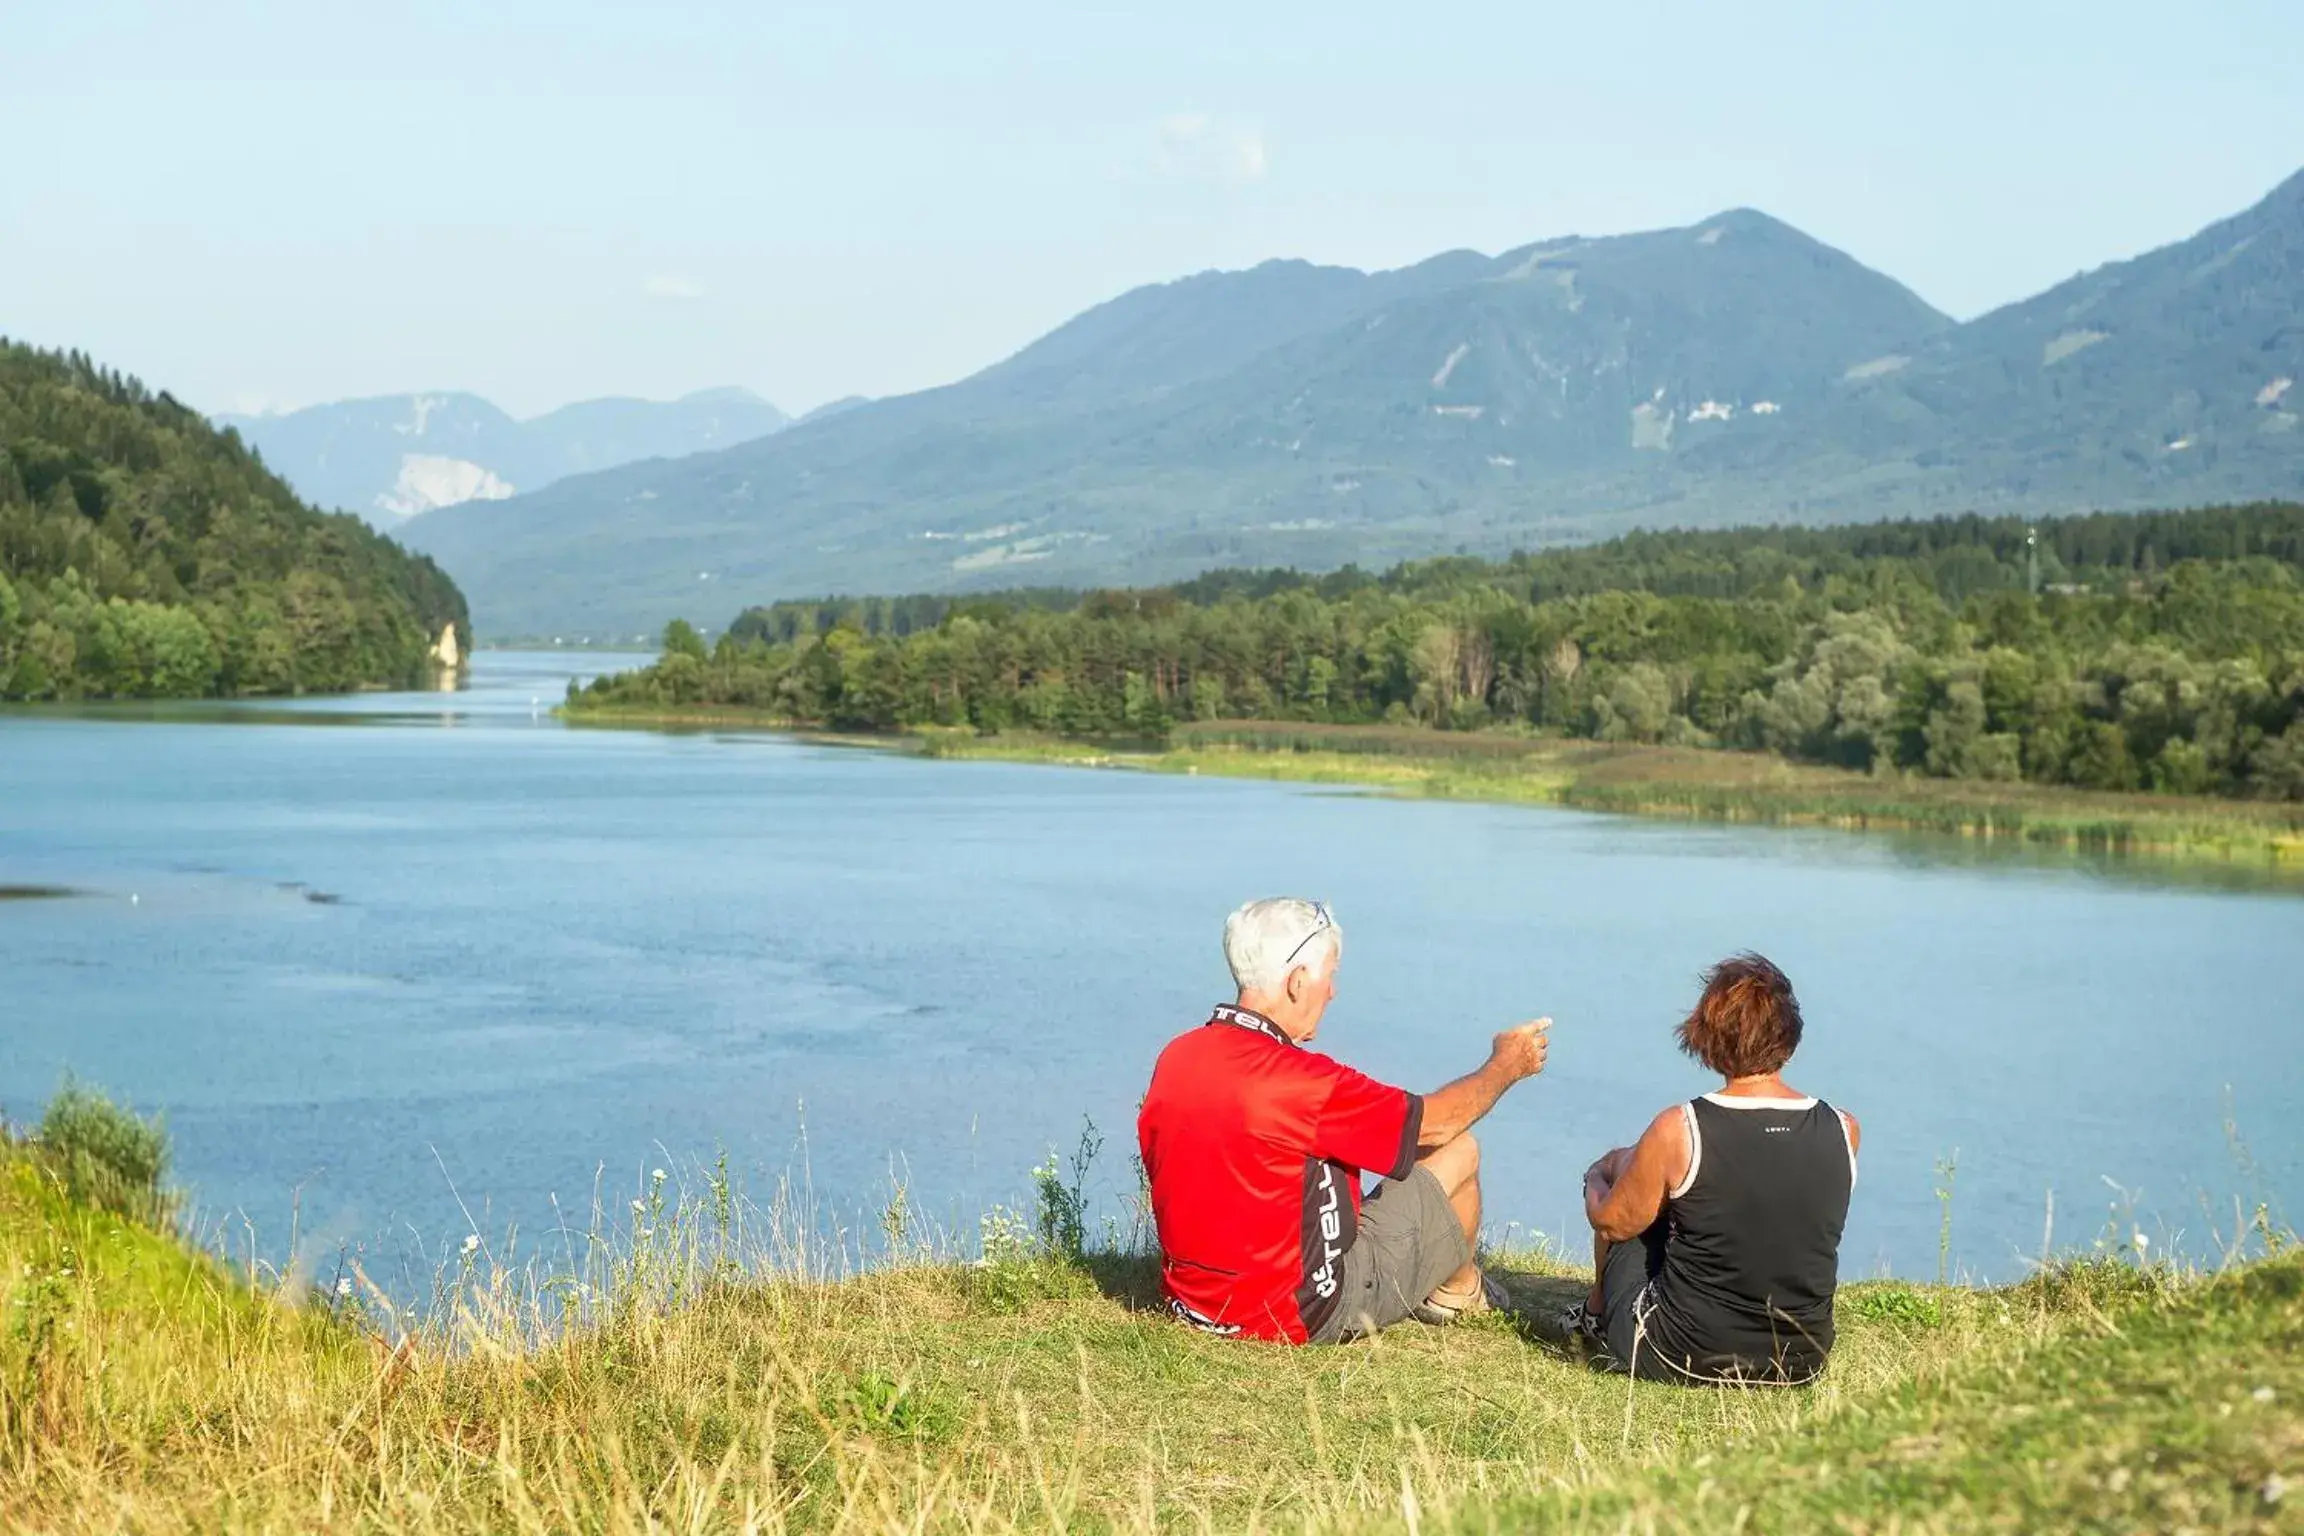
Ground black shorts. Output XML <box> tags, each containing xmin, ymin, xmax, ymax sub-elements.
<box><xmin>1594</xmin><ymin>1219</ymin><xmax>1826</xmax><ymax>1385</ymax></box>
<box><xmin>1594</xmin><ymin>1217</ymin><xmax>1672</xmax><ymax>1371</ymax></box>
<box><xmin>1311</xmin><ymin>1166</ymin><xmax>1471</xmax><ymax>1343</ymax></box>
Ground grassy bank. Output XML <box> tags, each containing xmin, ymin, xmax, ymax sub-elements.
<box><xmin>1156</xmin><ymin>723</ymin><xmax>2304</xmax><ymax>868</ymax></box>
<box><xmin>564</xmin><ymin>700</ymin><xmax>2304</xmax><ymax>872</ymax></box>
<box><xmin>4</xmin><ymin>1094</ymin><xmax>2297</xmax><ymax>1533</ymax></box>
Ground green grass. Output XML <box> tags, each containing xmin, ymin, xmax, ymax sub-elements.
<box><xmin>1468</xmin><ymin>1258</ymin><xmax>2304</xmax><ymax>1533</ymax></box>
<box><xmin>2</xmin><ymin>1110</ymin><xmax>2297</xmax><ymax>1533</ymax></box>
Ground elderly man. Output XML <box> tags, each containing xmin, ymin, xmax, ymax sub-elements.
<box><xmin>1137</xmin><ymin>897</ymin><xmax>1550</xmax><ymax>1344</ymax></box>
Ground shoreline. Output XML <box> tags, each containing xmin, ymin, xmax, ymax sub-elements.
<box><xmin>561</xmin><ymin>705</ymin><xmax>2304</xmax><ymax>878</ymax></box>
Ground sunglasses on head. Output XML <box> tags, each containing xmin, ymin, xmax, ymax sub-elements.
<box><xmin>1281</xmin><ymin>900</ymin><xmax>1333</xmax><ymax>970</ymax></box>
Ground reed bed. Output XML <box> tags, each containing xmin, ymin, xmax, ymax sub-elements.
<box><xmin>1031</xmin><ymin>722</ymin><xmax>2304</xmax><ymax>871</ymax></box>
<box><xmin>562</xmin><ymin>703</ymin><xmax>2304</xmax><ymax>871</ymax></box>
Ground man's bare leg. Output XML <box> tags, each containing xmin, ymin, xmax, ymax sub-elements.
<box><xmin>1417</xmin><ymin>1131</ymin><xmax>1483</xmax><ymax>1297</ymax></box>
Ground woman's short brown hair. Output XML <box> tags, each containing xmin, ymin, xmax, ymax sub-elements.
<box><xmin>1676</xmin><ymin>954</ymin><xmax>1804</xmax><ymax>1077</ymax></box>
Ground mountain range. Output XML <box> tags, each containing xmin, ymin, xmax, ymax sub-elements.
<box><xmin>404</xmin><ymin>169</ymin><xmax>2304</xmax><ymax>638</ymax></box>
<box><xmin>216</xmin><ymin>388</ymin><xmax>789</xmax><ymax>526</ymax></box>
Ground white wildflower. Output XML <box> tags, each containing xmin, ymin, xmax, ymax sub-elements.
<box><xmin>460</xmin><ymin>1234</ymin><xmax>481</xmax><ymax>1255</ymax></box>
<box><xmin>2253</xmin><ymin>1385</ymin><xmax>2277</xmax><ymax>1403</ymax></box>
<box><xmin>631</xmin><ymin>1198</ymin><xmax>646</xmax><ymax>1214</ymax></box>
<box><xmin>336</xmin><ymin>1277</ymin><xmax>354</xmax><ymax>1298</ymax></box>
<box><xmin>651</xmin><ymin>1167</ymin><xmax>667</xmax><ymax>1183</ymax></box>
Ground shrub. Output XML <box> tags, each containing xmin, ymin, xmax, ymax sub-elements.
<box><xmin>36</xmin><ymin>1080</ymin><xmax>173</xmax><ymax>1223</ymax></box>
<box><xmin>1032</xmin><ymin>1119</ymin><xmax>1102</xmax><ymax>1264</ymax></box>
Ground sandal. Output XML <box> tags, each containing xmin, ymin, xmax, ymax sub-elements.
<box><xmin>1413</xmin><ymin>1271</ymin><xmax>1508</xmax><ymax>1325</ymax></box>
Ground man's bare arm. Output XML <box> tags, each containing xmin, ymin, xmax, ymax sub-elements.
<box><xmin>1419</xmin><ymin>1020</ymin><xmax>1549</xmax><ymax>1147</ymax></box>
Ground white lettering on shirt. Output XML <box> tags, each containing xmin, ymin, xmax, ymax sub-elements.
<box><xmin>1310</xmin><ymin>1163</ymin><xmax>1344</xmax><ymax>1299</ymax></box>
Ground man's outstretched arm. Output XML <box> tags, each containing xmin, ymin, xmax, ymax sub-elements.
<box><xmin>1418</xmin><ymin>1020</ymin><xmax>1549</xmax><ymax>1148</ymax></box>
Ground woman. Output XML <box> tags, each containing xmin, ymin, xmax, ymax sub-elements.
<box><xmin>1567</xmin><ymin>953</ymin><xmax>1858</xmax><ymax>1384</ymax></box>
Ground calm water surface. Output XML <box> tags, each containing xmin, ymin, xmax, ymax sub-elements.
<box><xmin>3</xmin><ymin>652</ymin><xmax>2298</xmax><ymax>1287</ymax></box>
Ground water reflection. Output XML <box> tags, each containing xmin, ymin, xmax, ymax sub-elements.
<box><xmin>0</xmin><ymin>650</ymin><xmax>646</xmax><ymax>729</ymax></box>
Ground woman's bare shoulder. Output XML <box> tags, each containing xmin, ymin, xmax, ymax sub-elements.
<box><xmin>1640</xmin><ymin>1103</ymin><xmax>1692</xmax><ymax>1149</ymax></box>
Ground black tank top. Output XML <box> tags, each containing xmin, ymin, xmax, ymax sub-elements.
<box><xmin>1642</xmin><ymin>1093</ymin><xmax>1853</xmax><ymax>1383</ymax></box>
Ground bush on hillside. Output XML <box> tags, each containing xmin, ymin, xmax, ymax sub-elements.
<box><xmin>36</xmin><ymin>1080</ymin><xmax>173</xmax><ymax>1223</ymax></box>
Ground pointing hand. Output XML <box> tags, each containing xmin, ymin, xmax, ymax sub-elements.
<box><xmin>1491</xmin><ymin>1018</ymin><xmax>1551</xmax><ymax>1082</ymax></box>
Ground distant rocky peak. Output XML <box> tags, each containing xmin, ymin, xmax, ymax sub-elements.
<box><xmin>215</xmin><ymin>386</ymin><xmax>786</xmax><ymax>528</ymax></box>
<box><xmin>1693</xmin><ymin>207</ymin><xmax>1799</xmax><ymax>238</ymax></box>
<box><xmin>398</xmin><ymin>394</ymin><xmax>452</xmax><ymax>436</ymax></box>
<box><xmin>379</xmin><ymin>455</ymin><xmax>515</xmax><ymax>517</ymax></box>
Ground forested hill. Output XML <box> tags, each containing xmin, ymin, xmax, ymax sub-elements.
<box><xmin>724</xmin><ymin>503</ymin><xmax>2304</xmax><ymax>642</ymax></box>
<box><xmin>574</xmin><ymin>502</ymin><xmax>2304</xmax><ymax>802</ymax></box>
<box><xmin>0</xmin><ymin>342</ymin><xmax>469</xmax><ymax>699</ymax></box>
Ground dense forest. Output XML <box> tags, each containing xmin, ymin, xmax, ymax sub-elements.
<box><xmin>0</xmin><ymin>341</ymin><xmax>468</xmax><ymax>699</ymax></box>
<box><xmin>574</xmin><ymin>503</ymin><xmax>2304</xmax><ymax>800</ymax></box>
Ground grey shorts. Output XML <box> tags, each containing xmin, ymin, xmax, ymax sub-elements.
<box><xmin>1310</xmin><ymin>1165</ymin><xmax>1471</xmax><ymax>1343</ymax></box>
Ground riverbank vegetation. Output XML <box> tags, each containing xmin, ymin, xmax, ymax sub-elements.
<box><xmin>920</xmin><ymin>724</ymin><xmax>2304</xmax><ymax>866</ymax></box>
<box><xmin>566</xmin><ymin>502</ymin><xmax>2304</xmax><ymax>859</ymax></box>
<box><xmin>0</xmin><ymin>341</ymin><xmax>469</xmax><ymax>699</ymax></box>
<box><xmin>572</xmin><ymin>504</ymin><xmax>2304</xmax><ymax>800</ymax></box>
<box><xmin>2</xmin><ymin>1087</ymin><xmax>2294</xmax><ymax>1532</ymax></box>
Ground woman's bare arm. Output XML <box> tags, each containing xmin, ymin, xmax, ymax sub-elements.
<box><xmin>1584</xmin><ymin>1107</ymin><xmax>1690</xmax><ymax>1244</ymax></box>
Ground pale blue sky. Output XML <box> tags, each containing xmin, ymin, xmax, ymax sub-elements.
<box><xmin>4</xmin><ymin>1</ymin><xmax>2298</xmax><ymax>418</ymax></box>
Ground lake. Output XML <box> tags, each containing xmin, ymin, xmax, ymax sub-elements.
<box><xmin>3</xmin><ymin>651</ymin><xmax>2298</xmax><ymax>1291</ymax></box>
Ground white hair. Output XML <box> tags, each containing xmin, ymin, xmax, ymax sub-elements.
<box><xmin>1223</xmin><ymin>897</ymin><xmax>1342</xmax><ymax>994</ymax></box>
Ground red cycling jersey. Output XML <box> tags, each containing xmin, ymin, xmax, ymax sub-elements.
<box><xmin>1138</xmin><ymin>1004</ymin><xmax>1423</xmax><ymax>1343</ymax></box>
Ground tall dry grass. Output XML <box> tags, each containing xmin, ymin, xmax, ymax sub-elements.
<box><xmin>11</xmin><ymin>1117</ymin><xmax>2283</xmax><ymax>1536</ymax></box>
